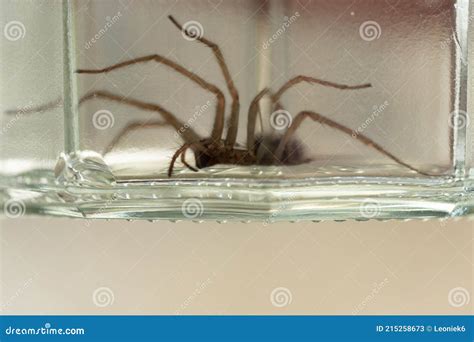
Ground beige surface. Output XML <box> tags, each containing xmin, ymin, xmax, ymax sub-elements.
<box><xmin>0</xmin><ymin>217</ymin><xmax>472</xmax><ymax>315</ymax></box>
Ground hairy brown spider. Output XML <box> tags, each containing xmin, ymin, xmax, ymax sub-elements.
<box><xmin>6</xmin><ymin>15</ymin><xmax>431</xmax><ymax>177</ymax></box>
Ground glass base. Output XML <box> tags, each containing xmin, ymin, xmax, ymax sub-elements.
<box><xmin>2</xmin><ymin>157</ymin><xmax>472</xmax><ymax>222</ymax></box>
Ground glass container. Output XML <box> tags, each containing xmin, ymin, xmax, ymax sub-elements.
<box><xmin>1</xmin><ymin>0</ymin><xmax>473</xmax><ymax>221</ymax></box>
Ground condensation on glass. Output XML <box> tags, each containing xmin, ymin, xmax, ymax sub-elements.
<box><xmin>0</xmin><ymin>0</ymin><xmax>473</xmax><ymax>221</ymax></box>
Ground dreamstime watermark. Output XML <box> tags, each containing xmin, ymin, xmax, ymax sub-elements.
<box><xmin>440</xmin><ymin>12</ymin><xmax>474</xmax><ymax>50</ymax></box>
<box><xmin>4</xmin><ymin>323</ymin><xmax>85</xmax><ymax>336</ymax></box>
<box><xmin>92</xmin><ymin>287</ymin><xmax>115</xmax><ymax>307</ymax></box>
<box><xmin>352</xmin><ymin>101</ymin><xmax>389</xmax><ymax>137</ymax></box>
<box><xmin>352</xmin><ymin>278</ymin><xmax>390</xmax><ymax>315</ymax></box>
<box><xmin>270</xmin><ymin>110</ymin><xmax>292</xmax><ymax>131</ymax></box>
<box><xmin>359</xmin><ymin>199</ymin><xmax>381</xmax><ymax>219</ymax></box>
<box><xmin>175</xmin><ymin>100</ymin><xmax>212</xmax><ymax>139</ymax></box>
<box><xmin>448</xmin><ymin>110</ymin><xmax>470</xmax><ymax>130</ymax></box>
<box><xmin>4</xmin><ymin>20</ymin><xmax>26</xmax><ymax>41</ymax></box>
<box><xmin>181</xmin><ymin>20</ymin><xmax>204</xmax><ymax>41</ymax></box>
<box><xmin>84</xmin><ymin>12</ymin><xmax>123</xmax><ymax>50</ymax></box>
<box><xmin>1</xmin><ymin>101</ymin><xmax>34</xmax><ymax>136</ymax></box>
<box><xmin>92</xmin><ymin>109</ymin><xmax>115</xmax><ymax>130</ymax></box>
<box><xmin>359</xmin><ymin>21</ymin><xmax>382</xmax><ymax>41</ymax></box>
<box><xmin>84</xmin><ymin>193</ymin><xmax>119</xmax><ymax>228</ymax></box>
<box><xmin>270</xmin><ymin>287</ymin><xmax>293</xmax><ymax>308</ymax></box>
<box><xmin>181</xmin><ymin>198</ymin><xmax>204</xmax><ymax>219</ymax></box>
<box><xmin>262</xmin><ymin>12</ymin><xmax>300</xmax><ymax>50</ymax></box>
<box><xmin>0</xmin><ymin>276</ymin><xmax>35</xmax><ymax>313</ymax></box>
<box><xmin>3</xmin><ymin>199</ymin><xmax>26</xmax><ymax>219</ymax></box>
<box><xmin>263</xmin><ymin>193</ymin><xmax>297</xmax><ymax>226</ymax></box>
<box><xmin>448</xmin><ymin>287</ymin><xmax>470</xmax><ymax>308</ymax></box>
<box><xmin>175</xmin><ymin>277</ymin><xmax>213</xmax><ymax>314</ymax></box>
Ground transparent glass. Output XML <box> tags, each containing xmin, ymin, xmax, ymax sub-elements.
<box><xmin>1</xmin><ymin>0</ymin><xmax>473</xmax><ymax>221</ymax></box>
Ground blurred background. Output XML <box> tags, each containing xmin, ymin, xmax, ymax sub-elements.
<box><xmin>0</xmin><ymin>217</ymin><xmax>472</xmax><ymax>315</ymax></box>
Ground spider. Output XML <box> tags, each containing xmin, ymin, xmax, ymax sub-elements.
<box><xmin>7</xmin><ymin>15</ymin><xmax>431</xmax><ymax>177</ymax></box>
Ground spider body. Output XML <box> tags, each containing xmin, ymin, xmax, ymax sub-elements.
<box><xmin>191</xmin><ymin>135</ymin><xmax>308</xmax><ymax>172</ymax></box>
<box><xmin>192</xmin><ymin>139</ymin><xmax>255</xmax><ymax>170</ymax></box>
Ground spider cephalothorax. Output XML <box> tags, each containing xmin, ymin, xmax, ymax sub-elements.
<box><xmin>7</xmin><ymin>15</ymin><xmax>432</xmax><ymax>178</ymax></box>
<box><xmin>183</xmin><ymin>139</ymin><xmax>255</xmax><ymax>172</ymax></box>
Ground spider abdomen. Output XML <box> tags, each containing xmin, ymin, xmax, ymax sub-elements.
<box><xmin>254</xmin><ymin>135</ymin><xmax>311</xmax><ymax>166</ymax></box>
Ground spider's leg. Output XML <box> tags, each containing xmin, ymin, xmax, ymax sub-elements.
<box><xmin>276</xmin><ymin>111</ymin><xmax>434</xmax><ymax>176</ymax></box>
<box><xmin>77</xmin><ymin>54</ymin><xmax>225</xmax><ymax>143</ymax></box>
<box><xmin>180</xmin><ymin>146</ymin><xmax>198</xmax><ymax>172</ymax></box>
<box><xmin>272</xmin><ymin>76</ymin><xmax>372</xmax><ymax>109</ymax></box>
<box><xmin>81</xmin><ymin>90</ymin><xmax>203</xmax><ymax>176</ymax></box>
<box><xmin>168</xmin><ymin>142</ymin><xmax>199</xmax><ymax>177</ymax></box>
<box><xmin>246</xmin><ymin>88</ymin><xmax>270</xmax><ymax>152</ymax></box>
<box><xmin>102</xmin><ymin>120</ymin><xmax>168</xmax><ymax>155</ymax></box>
<box><xmin>4</xmin><ymin>97</ymin><xmax>62</xmax><ymax>116</ymax></box>
<box><xmin>79</xmin><ymin>90</ymin><xmax>202</xmax><ymax>144</ymax></box>
<box><xmin>169</xmin><ymin>15</ymin><xmax>240</xmax><ymax>147</ymax></box>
